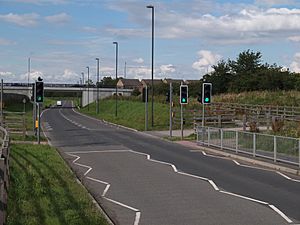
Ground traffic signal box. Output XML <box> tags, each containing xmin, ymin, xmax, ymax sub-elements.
<box><xmin>35</xmin><ymin>81</ymin><xmax>44</xmax><ymax>103</ymax></box>
<box><xmin>202</xmin><ymin>83</ymin><xmax>212</xmax><ymax>104</ymax></box>
<box><xmin>180</xmin><ymin>85</ymin><xmax>188</xmax><ymax>104</ymax></box>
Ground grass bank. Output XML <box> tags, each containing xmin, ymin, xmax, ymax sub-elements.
<box><xmin>7</xmin><ymin>143</ymin><xmax>109</xmax><ymax>225</ymax></box>
<box><xmin>80</xmin><ymin>99</ymin><xmax>171</xmax><ymax>131</ymax></box>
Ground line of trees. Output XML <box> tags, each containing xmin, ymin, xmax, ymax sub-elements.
<box><xmin>203</xmin><ymin>50</ymin><xmax>300</xmax><ymax>94</ymax></box>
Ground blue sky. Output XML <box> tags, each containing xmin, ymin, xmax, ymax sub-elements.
<box><xmin>1</xmin><ymin>0</ymin><xmax>300</xmax><ymax>83</ymax></box>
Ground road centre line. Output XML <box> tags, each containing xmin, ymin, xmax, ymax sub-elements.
<box><xmin>67</xmin><ymin>149</ymin><xmax>293</xmax><ymax>224</ymax></box>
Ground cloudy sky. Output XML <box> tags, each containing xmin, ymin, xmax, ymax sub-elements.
<box><xmin>1</xmin><ymin>0</ymin><xmax>300</xmax><ymax>83</ymax></box>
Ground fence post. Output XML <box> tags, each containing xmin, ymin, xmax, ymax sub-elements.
<box><xmin>220</xmin><ymin>128</ymin><xmax>223</xmax><ymax>150</ymax></box>
<box><xmin>208</xmin><ymin>127</ymin><xmax>210</xmax><ymax>146</ymax></box>
<box><xmin>236</xmin><ymin>131</ymin><xmax>238</xmax><ymax>153</ymax></box>
<box><xmin>274</xmin><ymin>136</ymin><xmax>277</xmax><ymax>163</ymax></box>
<box><xmin>253</xmin><ymin>133</ymin><xmax>256</xmax><ymax>157</ymax></box>
<box><xmin>299</xmin><ymin>139</ymin><xmax>300</xmax><ymax>168</ymax></box>
<box><xmin>218</xmin><ymin>115</ymin><xmax>221</xmax><ymax>128</ymax></box>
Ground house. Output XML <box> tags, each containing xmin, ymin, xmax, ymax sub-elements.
<box><xmin>117</xmin><ymin>78</ymin><xmax>142</xmax><ymax>90</ymax></box>
<box><xmin>163</xmin><ymin>78</ymin><xmax>184</xmax><ymax>84</ymax></box>
<box><xmin>141</xmin><ymin>79</ymin><xmax>163</xmax><ymax>88</ymax></box>
<box><xmin>184</xmin><ymin>80</ymin><xmax>201</xmax><ymax>84</ymax></box>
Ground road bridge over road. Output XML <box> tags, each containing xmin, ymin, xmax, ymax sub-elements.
<box><xmin>1</xmin><ymin>83</ymin><xmax>133</xmax><ymax>106</ymax></box>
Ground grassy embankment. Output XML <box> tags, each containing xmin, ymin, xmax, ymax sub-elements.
<box><xmin>6</xmin><ymin>99</ymin><xmax>109</xmax><ymax>225</ymax></box>
<box><xmin>80</xmin><ymin>91</ymin><xmax>300</xmax><ymax>137</ymax></box>
<box><xmin>7</xmin><ymin>143</ymin><xmax>109</xmax><ymax>225</ymax></box>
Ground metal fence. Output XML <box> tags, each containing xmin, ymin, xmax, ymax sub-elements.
<box><xmin>197</xmin><ymin>126</ymin><xmax>300</xmax><ymax>167</ymax></box>
<box><xmin>0</xmin><ymin>126</ymin><xmax>9</xmax><ymax>225</ymax></box>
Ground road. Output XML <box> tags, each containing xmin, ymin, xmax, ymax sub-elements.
<box><xmin>42</xmin><ymin>103</ymin><xmax>300</xmax><ymax>225</ymax></box>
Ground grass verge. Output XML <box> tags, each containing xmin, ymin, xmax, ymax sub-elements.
<box><xmin>7</xmin><ymin>143</ymin><xmax>109</xmax><ymax>225</ymax></box>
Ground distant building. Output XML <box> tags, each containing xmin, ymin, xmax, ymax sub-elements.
<box><xmin>184</xmin><ymin>80</ymin><xmax>201</xmax><ymax>84</ymax></box>
<box><xmin>141</xmin><ymin>79</ymin><xmax>163</xmax><ymax>87</ymax></box>
<box><xmin>163</xmin><ymin>78</ymin><xmax>184</xmax><ymax>84</ymax></box>
<box><xmin>117</xmin><ymin>78</ymin><xmax>142</xmax><ymax>90</ymax></box>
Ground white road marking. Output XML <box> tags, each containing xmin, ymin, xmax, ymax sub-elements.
<box><xmin>269</xmin><ymin>205</ymin><xmax>293</xmax><ymax>223</ymax></box>
<box><xmin>233</xmin><ymin>160</ymin><xmax>240</xmax><ymax>165</ymax></box>
<box><xmin>220</xmin><ymin>190</ymin><xmax>269</xmax><ymax>205</ymax></box>
<box><xmin>208</xmin><ymin>180</ymin><xmax>220</xmax><ymax>191</ymax></box>
<box><xmin>276</xmin><ymin>172</ymin><xmax>300</xmax><ymax>183</ymax></box>
<box><xmin>196</xmin><ymin>150</ymin><xmax>300</xmax><ymax>184</ymax></box>
<box><xmin>66</xmin><ymin>151</ymin><xmax>141</xmax><ymax>225</ymax></box>
<box><xmin>67</xmin><ymin>149</ymin><xmax>293</xmax><ymax>224</ymax></box>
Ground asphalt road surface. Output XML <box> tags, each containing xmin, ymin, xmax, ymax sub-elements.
<box><xmin>42</xmin><ymin>102</ymin><xmax>300</xmax><ymax>225</ymax></box>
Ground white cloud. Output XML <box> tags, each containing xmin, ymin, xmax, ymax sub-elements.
<box><xmin>127</xmin><ymin>67</ymin><xmax>150</xmax><ymax>80</ymax></box>
<box><xmin>45</xmin><ymin>13</ymin><xmax>70</xmax><ymax>24</ymax></box>
<box><xmin>288</xmin><ymin>36</ymin><xmax>300</xmax><ymax>42</ymax></box>
<box><xmin>290</xmin><ymin>53</ymin><xmax>300</xmax><ymax>72</ymax></box>
<box><xmin>11</xmin><ymin>0</ymin><xmax>69</xmax><ymax>5</ymax></box>
<box><xmin>133</xmin><ymin>58</ymin><xmax>144</xmax><ymax>64</ymax></box>
<box><xmin>255</xmin><ymin>0</ymin><xmax>298</xmax><ymax>6</ymax></box>
<box><xmin>192</xmin><ymin>50</ymin><xmax>221</xmax><ymax>74</ymax></box>
<box><xmin>0</xmin><ymin>13</ymin><xmax>39</xmax><ymax>27</ymax></box>
<box><xmin>106</xmin><ymin>3</ymin><xmax>300</xmax><ymax>44</ymax></box>
<box><xmin>0</xmin><ymin>38</ymin><xmax>16</xmax><ymax>46</ymax></box>
<box><xmin>159</xmin><ymin>64</ymin><xmax>176</xmax><ymax>74</ymax></box>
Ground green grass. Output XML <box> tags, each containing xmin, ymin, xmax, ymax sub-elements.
<box><xmin>213</xmin><ymin>90</ymin><xmax>300</xmax><ymax>106</ymax></box>
<box><xmin>7</xmin><ymin>144</ymin><xmax>109</xmax><ymax>225</ymax></box>
<box><xmin>80</xmin><ymin>99</ymin><xmax>171</xmax><ymax>131</ymax></box>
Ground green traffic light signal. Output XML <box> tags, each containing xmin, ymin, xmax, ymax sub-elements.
<box><xmin>182</xmin><ymin>98</ymin><xmax>186</xmax><ymax>103</ymax></box>
<box><xmin>205</xmin><ymin>97</ymin><xmax>209</xmax><ymax>102</ymax></box>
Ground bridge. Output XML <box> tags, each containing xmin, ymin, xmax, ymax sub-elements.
<box><xmin>1</xmin><ymin>83</ymin><xmax>133</xmax><ymax>107</ymax></box>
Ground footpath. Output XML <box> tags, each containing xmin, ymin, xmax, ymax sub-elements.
<box><xmin>144</xmin><ymin>129</ymin><xmax>300</xmax><ymax>176</ymax></box>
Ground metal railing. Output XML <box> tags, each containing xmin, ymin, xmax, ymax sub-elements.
<box><xmin>197</xmin><ymin>126</ymin><xmax>300</xmax><ymax>167</ymax></box>
<box><xmin>0</xmin><ymin>126</ymin><xmax>9</xmax><ymax>225</ymax></box>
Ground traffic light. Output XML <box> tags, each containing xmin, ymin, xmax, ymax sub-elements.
<box><xmin>35</xmin><ymin>81</ymin><xmax>44</xmax><ymax>103</ymax></box>
<box><xmin>166</xmin><ymin>92</ymin><xmax>170</xmax><ymax>102</ymax></box>
<box><xmin>180</xmin><ymin>85</ymin><xmax>188</xmax><ymax>104</ymax></box>
<box><xmin>202</xmin><ymin>83</ymin><xmax>212</xmax><ymax>104</ymax></box>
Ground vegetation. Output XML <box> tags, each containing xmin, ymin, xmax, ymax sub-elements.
<box><xmin>80</xmin><ymin>98</ymin><xmax>171</xmax><ymax>130</ymax></box>
<box><xmin>7</xmin><ymin>143</ymin><xmax>108</xmax><ymax>225</ymax></box>
<box><xmin>205</xmin><ymin>50</ymin><xmax>300</xmax><ymax>94</ymax></box>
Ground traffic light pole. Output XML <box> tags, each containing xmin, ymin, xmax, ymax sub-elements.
<box><xmin>145</xmin><ymin>85</ymin><xmax>148</xmax><ymax>131</ymax></box>
<box><xmin>169</xmin><ymin>82</ymin><xmax>172</xmax><ymax>138</ymax></box>
<box><xmin>37</xmin><ymin>103</ymin><xmax>40</xmax><ymax>144</ymax></box>
<box><xmin>181</xmin><ymin>103</ymin><xmax>183</xmax><ymax>140</ymax></box>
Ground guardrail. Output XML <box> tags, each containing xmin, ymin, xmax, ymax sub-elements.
<box><xmin>197</xmin><ymin>126</ymin><xmax>300</xmax><ymax>168</ymax></box>
<box><xmin>0</xmin><ymin>126</ymin><xmax>9</xmax><ymax>225</ymax></box>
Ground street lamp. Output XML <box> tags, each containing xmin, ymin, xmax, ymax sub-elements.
<box><xmin>95</xmin><ymin>58</ymin><xmax>100</xmax><ymax>114</ymax></box>
<box><xmin>86</xmin><ymin>66</ymin><xmax>90</xmax><ymax>111</ymax></box>
<box><xmin>113</xmin><ymin>41</ymin><xmax>118</xmax><ymax>117</ymax></box>
<box><xmin>28</xmin><ymin>57</ymin><xmax>31</xmax><ymax>87</ymax></box>
<box><xmin>81</xmin><ymin>72</ymin><xmax>84</xmax><ymax>85</ymax></box>
<box><xmin>146</xmin><ymin>5</ymin><xmax>155</xmax><ymax>128</ymax></box>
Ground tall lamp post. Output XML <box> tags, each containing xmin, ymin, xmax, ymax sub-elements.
<box><xmin>95</xmin><ymin>58</ymin><xmax>100</xmax><ymax>114</ymax></box>
<box><xmin>81</xmin><ymin>72</ymin><xmax>84</xmax><ymax>85</ymax></box>
<box><xmin>28</xmin><ymin>57</ymin><xmax>31</xmax><ymax>87</ymax></box>
<box><xmin>113</xmin><ymin>41</ymin><xmax>118</xmax><ymax>117</ymax></box>
<box><xmin>86</xmin><ymin>66</ymin><xmax>90</xmax><ymax>111</ymax></box>
<box><xmin>147</xmin><ymin>5</ymin><xmax>155</xmax><ymax>128</ymax></box>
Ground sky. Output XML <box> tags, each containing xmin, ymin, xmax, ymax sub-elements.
<box><xmin>1</xmin><ymin>0</ymin><xmax>300</xmax><ymax>84</ymax></box>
